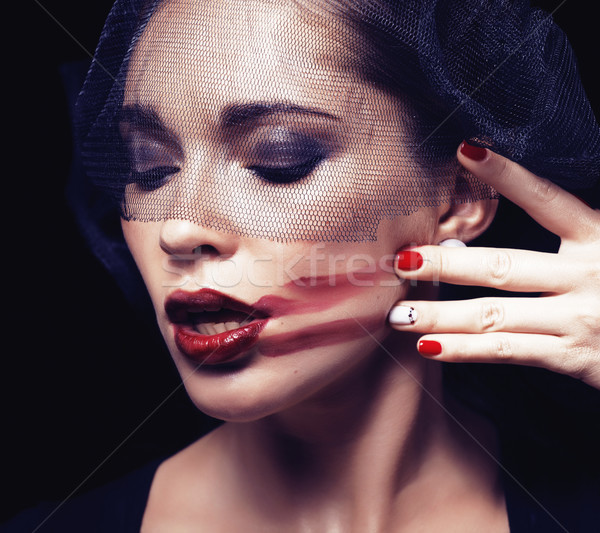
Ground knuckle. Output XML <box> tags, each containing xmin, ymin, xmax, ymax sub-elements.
<box><xmin>570</xmin><ymin>293</ymin><xmax>600</xmax><ymax>334</ymax></box>
<box><xmin>492</xmin><ymin>336</ymin><xmax>513</xmax><ymax>361</ymax></box>
<box><xmin>565</xmin><ymin>340</ymin><xmax>595</xmax><ymax>381</ymax></box>
<box><xmin>529</xmin><ymin>176</ymin><xmax>561</xmax><ymax>205</ymax></box>
<box><xmin>555</xmin><ymin>318</ymin><xmax>600</xmax><ymax>380</ymax></box>
<box><xmin>434</xmin><ymin>249</ymin><xmax>447</xmax><ymax>282</ymax></box>
<box><xmin>574</xmin><ymin>308</ymin><xmax>600</xmax><ymax>334</ymax></box>
<box><xmin>479</xmin><ymin>299</ymin><xmax>505</xmax><ymax>331</ymax></box>
<box><xmin>496</xmin><ymin>157</ymin><xmax>512</xmax><ymax>182</ymax></box>
<box><xmin>584</xmin><ymin>259</ymin><xmax>600</xmax><ymax>285</ymax></box>
<box><xmin>485</xmin><ymin>251</ymin><xmax>513</xmax><ymax>286</ymax></box>
<box><xmin>427</xmin><ymin>312</ymin><xmax>440</xmax><ymax>330</ymax></box>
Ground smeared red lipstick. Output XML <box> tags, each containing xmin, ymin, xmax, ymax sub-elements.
<box><xmin>174</xmin><ymin>322</ymin><xmax>266</xmax><ymax>365</ymax></box>
<box><xmin>165</xmin><ymin>289</ymin><xmax>269</xmax><ymax>365</ymax></box>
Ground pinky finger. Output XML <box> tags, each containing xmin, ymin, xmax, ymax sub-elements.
<box><xmin>417</xmin><ymin>333</ymin><xmax>581</xmax><ymax>380</ymax></box>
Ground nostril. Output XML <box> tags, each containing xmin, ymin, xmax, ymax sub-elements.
<box><xmin>159</xmin><ymin>218</ymin><xmax>238</xmax><ymax>257</ymax></box>
<box><xmin>192</xmin><ymin>244</ymin><xmax>221</xmax><ymax>257</ymax></box>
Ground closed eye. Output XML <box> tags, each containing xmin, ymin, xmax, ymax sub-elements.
<box><xmin>131</xmin><ymin>166</ymin><xmax>181</xmax><ymax>190</ymax></box>
<box><xmin>246</xmin><ymin>128</ymin><xmax>328</xmax><ymax>184</ymax></box>
<box><xmin>123</xmin><ymin>135</ymin><xmax>181</xmax><ymax>190</ymax></box>
<box><xmin>119</xmin><ymin>104</ymin><xmax>184</xmax><ymax>191</ymax></box>
<box><xmin>248</xmin><ymin>155</ymin><xmax>324</xmax><ymax>184</ymax></box>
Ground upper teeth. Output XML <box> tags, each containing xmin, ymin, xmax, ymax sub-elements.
<box><xmin>194</xmin><ymin>320</ymin><xmax>253</xmax><ymax>335</ymax></box>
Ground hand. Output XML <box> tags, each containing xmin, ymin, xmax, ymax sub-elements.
<box><xmin>390</xmin><ymin>143</ymin><xmax>600</xmax><ymax>390</ymax></box>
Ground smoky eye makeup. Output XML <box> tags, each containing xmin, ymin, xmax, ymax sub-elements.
<box><xmin>245</xmin><ymin>127</ymin><xmax>331</xmax><ymax>184</ymax></box>
<box><xmin>127</xmin><ymin>136</ymin><xmax>181</xmax><ymax>190</ymax></box>
<box><xmin>119</xmin><ymin>105</ymin><xmax>183</xmax><ymax>190</ymax></box>
<box><xmin>120</xmin><ymin>129</ymin><xmax>182</xmax><ymax>191</ymax></box>
<box><xmin>118</xmin><ymin>103</ymin><xmax>341</xmax><ymax>189</ymax></box>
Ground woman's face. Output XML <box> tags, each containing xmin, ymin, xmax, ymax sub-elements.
<box><xmin>121</xmin><ymin>0</ymin><xmax>443</xmax><ymax>421</ymax></box>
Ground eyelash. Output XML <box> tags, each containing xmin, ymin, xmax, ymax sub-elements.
<box><xmin>129</xmin><ymin>156</ymin><xmax>324</xmax><ymax>189</ymax></box>
<box><xmin>125</xmin><ymin>134</ymin><xmax>327</xmax><ymax>189</ymax></box>
<box><xmin>248</xmin><ymin>155</ymin><xmax>324</xmax><ymax>184</ymax></box>
<box><xmin>130</xmin><ymin>166</ymin><xmax>180</xmax><ymax>190</ymax></box>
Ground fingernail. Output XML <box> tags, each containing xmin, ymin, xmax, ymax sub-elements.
<box><xmin>460</xmin><ymin>141</ymin><xmax>487</xmax><ymax>162</ymax></box>
<box><xmin>396</xmin><ymin>250</ymin><xmax>423</xmax><ymax>271</ymax></box>
<box><xmin>418</xmin><ymin>340</ymin><xmax>442</xmax><ymax>356</ymax></box>
<box><xmin>389</xmin><ymin>306</ymin><xmax>418</xmax><ymax>326</ymax></box>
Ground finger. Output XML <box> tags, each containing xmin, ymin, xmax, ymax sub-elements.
<box><xmin>389</xmin><ymin>296</ymin><xmax>568</xmax><ymax>335</ymax></box>
<box><xmin>395</xmin><ymin>246</ymin><xmax>577</xmax><ymax>293</ymax></box>
<box><xmin>457</xmin><ymin>142</ymin><xmax>600</xmax><ymax>242</ymax></box>
<box><xmin>415</xmin><ymin>333</ymin><xmax>579</xmax><ymax>378</ymax></box>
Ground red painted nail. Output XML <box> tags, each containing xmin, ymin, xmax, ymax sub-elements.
<box><xmin>418</xmin><ymin>340</ymin><xmax>442</xmax><ymax>356</ymax></box>
<box><xmin>396</xmin><ymin>250</ymin><xmax>423</xmax><ymax>271</ymax></box>
<box><xmin>460</xmin><ymin>141</ymin><xmax>487</xmax><ymax>162</ymax></box>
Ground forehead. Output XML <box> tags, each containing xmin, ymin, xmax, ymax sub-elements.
<box><xmin>125</xmin><ymin>0</ymin><xmax>365</xmax><ymax>115</ymax></box>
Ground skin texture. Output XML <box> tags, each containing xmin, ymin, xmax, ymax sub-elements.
<box><xmin>118</xmin><ymin>0</ymin><xmax>466</xmax><ymax>241</ymax></box>
<box><xmin>117</xmin><ymin>1</ymin><xmax>599</xmax><ymax>531</ymax></box>
<box><xmin>392</xmin><ymin>145</ymin><xmax>600</xmax><ymax>390</ymax></box>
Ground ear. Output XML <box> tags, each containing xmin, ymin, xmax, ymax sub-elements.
<box><xmin>432</xmin><ymin>198</ymin><xmax>498</xmax><ymax>244</ymax></box>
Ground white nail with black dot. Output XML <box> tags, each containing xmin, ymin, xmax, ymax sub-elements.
<box><xmin>389</xmin><ymin>306</ymin><xmax>418</xmax><ymax>326</ymax></box>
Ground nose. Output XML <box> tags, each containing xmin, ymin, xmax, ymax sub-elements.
<box><xmin>159</xmin><ymin>218</ymin><xmax>239</xmax><ymax>259</ymax></box>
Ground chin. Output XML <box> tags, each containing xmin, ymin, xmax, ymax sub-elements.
<box><xmin>182</xmin><ymin>378</ymin><xmax>295</xmax><ymax>423</ymax></box>
<box><xmin>173</xmin><ymin>337</ymin><xmax>384</xmax><ymax>424</ymax></box>
<box><xmin>191</xmin><ymin>402</ymin><xmax>279</xmax><ymax>424</ymax></box>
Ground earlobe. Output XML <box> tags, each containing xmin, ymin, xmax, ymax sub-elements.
<box><xmin>433</xmin><ymin>198</ymin><xmax>498</xmax><ymax>244</ymax></box>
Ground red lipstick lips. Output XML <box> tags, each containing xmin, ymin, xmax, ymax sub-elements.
<box><xmin>165</xmin><ymin>289</ymin><xmax>269</xmax><ymax>365</ymax></box>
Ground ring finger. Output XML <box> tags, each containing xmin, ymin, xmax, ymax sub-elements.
<box><xmin>389</xmin><ymin>296</ymin><xmax>569</xmax><ymax>336</ymax></box>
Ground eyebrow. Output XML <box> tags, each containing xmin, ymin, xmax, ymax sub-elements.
<box><xmin>119</xmin><ymin>104</ymin><xmax>185</xmax><ymax>154</ymax></box>
<box><xmin>120</xmin><ymin>101</ymin><xmax>340</xmax><ymax>133</ymax></box>
<box><xmin>120</xmin><ymin>104</ymin><xmax>157</xmax><ymax>125</ymax></box>
<box><xmin>119</xmin><ymin>104</ymin><xmax>172</xmax><ymax>133</ymax></box>
<box><xmin>220</xmin><ymin>102</ymin><xmax>340</xmax><ymax>127</ymax></box>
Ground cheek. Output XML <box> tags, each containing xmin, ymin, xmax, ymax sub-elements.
<box><xmin>253</xmin><ymin>244</ymin><xmax>409</xmax><ymax>353</ymax></box>
<box><xmin>377</xmin><ymin>211</ymin><xmax>439</xmax><ymax>249</ymax></box>
<box><xmin>258</xmin><ymin>291</ymin><xmax>395</xmax><ymax>359</ymax></box>
<box><xmin>276</xmin><ymin>213</ymin><xmax>436</xmax><ymax>324</ymax></box>
<box><xmin>245</xmin><ymin>210</ymin><xmax>437</xmax><ymax>318</ymax></box>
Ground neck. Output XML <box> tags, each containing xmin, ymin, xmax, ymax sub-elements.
<box><xmin>222</xmin><ymin>334</ymin><xmax>504</xmax><ymax>531</ymax></box>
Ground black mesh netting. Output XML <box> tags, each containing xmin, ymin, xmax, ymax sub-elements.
<box><xmin>74</xmin><ymin>0</ymin><xmax>599</xmax><ymax>243</ymax></box>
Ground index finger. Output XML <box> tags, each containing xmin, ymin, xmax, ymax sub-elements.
<box><xmin>457</xmin><ymin>143</ymin><xmax>600</xmax><ymax>242</ymax></box>
<box><xmin>395</xmin><ymin>245</ymin><xmax>575</xmax><ymax>293</ymax></box>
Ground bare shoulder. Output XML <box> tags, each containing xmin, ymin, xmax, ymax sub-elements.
<box><xmin>140</xmin><ymin>425</ymin><xmax>230</xmax><ymax>532</ymax></box>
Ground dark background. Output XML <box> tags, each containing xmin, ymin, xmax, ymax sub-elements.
<box><xmin>4</xmin><ymin>0</ymin><xmax>599</xmax><ymax>524</ymax></box>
